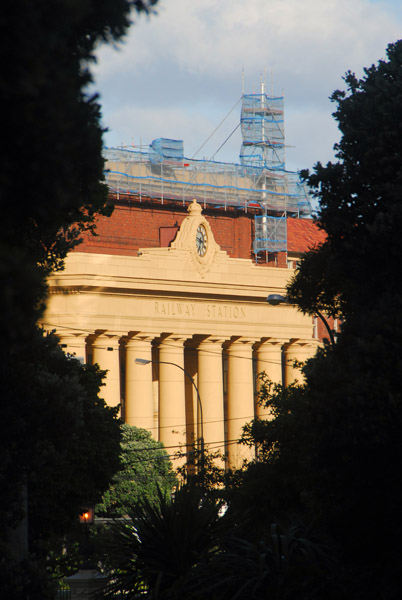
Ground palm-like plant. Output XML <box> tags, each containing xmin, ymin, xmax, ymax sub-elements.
<box><xmin>188</xmin><ymin>522</ymin><xmax>341</xmax><ymax>600</ymax></box>
<box><xmin>100</xmin><ymin>484</ymin><xmax>227</xmax><ymax>599</ymax></box>
<box><xmin>98</xmin><ymin>484</ymin><xmax>339</xmax><ymax>600</ymax></box>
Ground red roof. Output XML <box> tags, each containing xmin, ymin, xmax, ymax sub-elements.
<box><xmin>287</xmin><ymin>218</ymin><xmax>326</xmax><ymax>253</ymax></box>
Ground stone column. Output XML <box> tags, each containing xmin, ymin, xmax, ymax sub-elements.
<box><xmin>57</xmin><ymin>331</ymin><xmax>87</xmax><ymax>363</ymax></box>
<box><xmin>284</xmin><ymin>339</ymin><xmax>319</xmax><ymax>386</ymax></box>
<box><xmin>255</xmin><ymin>338</ymin><xmax>284</xmax><ymax>419</ymax></box>
<box><xmin>197</xmin><ymin>337</ymin><xmax>226</xmax><ymax>458</ymax></box>
<box><xmin>92</xmin><ymin>334</ymin><xmax>121</xmax><ymax>408</ymax></box>
<box><xmin>158</xmin><ymin>335</ymin><xmax>187</xmax><ymax>464</ymax></box>
<box><xmin>226</xmin><ymin>337</ymin><xmax>256</xmax><ymax>468</ymax></box>
<box><xmin>125</xmin><ymin>334</ymin><xmax>155</xmax><ymax>435</ymax></box>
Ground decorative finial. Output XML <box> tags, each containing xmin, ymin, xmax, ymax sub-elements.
<box><xmin>187</xmin><ymin>199</ymin><xmax>202</xmax><ymax>215</ymax></box>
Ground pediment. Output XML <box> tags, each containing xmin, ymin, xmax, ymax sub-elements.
<box><xmin>138</xmin><ymin>199</ymin><xmax>229</xmax><ymax>278</ymax></box>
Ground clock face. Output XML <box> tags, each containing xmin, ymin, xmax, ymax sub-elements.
<box><xmin>196</xmin><ymin>224</ymin><xmax>208</xmax><ymax>256</ymax></box>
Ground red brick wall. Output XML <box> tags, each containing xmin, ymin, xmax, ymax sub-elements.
<box><xmin>316</xmin><ymin>315</ymin><xmax>340</xmax><ymax>344</ymax></box>
<box><xmin>75</xmin><ymin>199</ymin><xmax>257</xmax><ymax>259</ymax></box>
<box><xmin>76</xmin><ymin>201</ymin><xmax>188</xmax><ymax>256</ymax></box>
<box><xmin>74</xmin><ymin>196</ymin><xmax>324</xmax><ymax>261</ymax></box>
<box><xmin>202</xmin><ymin>208</ymin><xmax>254</xmax><ymax>259</ymax></box>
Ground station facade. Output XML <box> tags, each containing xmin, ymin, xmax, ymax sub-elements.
<box><xmin>41</xmin><ymin>198</ymin><xmax>324</xmax><ymax>468</ymax></box>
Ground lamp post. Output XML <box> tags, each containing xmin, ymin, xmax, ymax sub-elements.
<box><xmin>135</xmin><ymin>358</ymin><xmax>205</xmax><ymax>483</ymax></box>
<box><xmin>266</xmin><ymin>294</ymin><xmax>335</xmax><ymax>346</ymax></box>
<box><xmin>65</xmin><ymin>505</ymin><xmax>106</xmax><ymax>599</ymax></box>
<box><xmin>78</xmin><ymin>505</ymin><xmax>95</xmax><ymax>569</ymax></box>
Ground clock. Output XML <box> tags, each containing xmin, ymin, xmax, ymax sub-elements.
<box><xmin>196</xmin><ymin>224</ymin><xmax>208</xmax><ymax>256</ymax></box>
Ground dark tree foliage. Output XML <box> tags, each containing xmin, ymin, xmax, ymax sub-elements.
<box><xmin>288</xmin><ymin>41</ymin><xmax>402</xmax><ymax>321</ymax></box>
<box><xmin>0</xmin><ymin>331</ymin><xmax>122</xmax><ymax>594</ymax></box>
<box><xmin>25</xmin><ymin>334</ymin><xmax>122</xmax><ymax>548</ymax></box>
<box><xmin>1</xmin><ymin>0</ymin><xmax>157</xmax><ymax>290</ymax></box>
<box><xmin>188</xmin><ymin>522</ymin><xmax>341</xmax><ymax>600</ymax></box>
<box><xmin>286</xmin><ymin>244</ymin><xmax>342</xmax><ymax>318</ymax></box>
<box><xmin>233</xmin><ymin>375</ymin><xmax>314</xmax><ymax>532</ymax></box>
<box><xmin>234</xmin><ymin>42</ymin><xmax>402</xmax><ymax>600</ymax></box>
<box><xmin>0</xmin><ymin>1</ymin><xmax>159</xmax><ymax>596</ymax></box>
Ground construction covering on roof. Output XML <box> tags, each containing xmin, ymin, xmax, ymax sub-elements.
<box><xmin>149</xmin><ymin>138</ymin><xmax>184</xmax><ymax>164</ymax></box>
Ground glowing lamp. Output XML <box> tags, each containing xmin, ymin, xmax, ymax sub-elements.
<box><xmin>79</xmin><ymin>506</ymin><xmax>94</xmax><ymax>524</ymax></box>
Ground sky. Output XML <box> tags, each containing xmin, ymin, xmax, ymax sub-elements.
<box><xmin>93</xmin><ymin>0</ymin><xmax>402</xmax><ymax>173</ymax></box>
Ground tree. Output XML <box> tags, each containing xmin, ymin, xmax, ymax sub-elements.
<box><xmin>233</xmin><ymin>41</ymin><xmax>402</xmax><ymax>599</ymax></box>
<box><xmin>0</xmin><ymin>1</ymin><xmax>159</xmax><ymax>595</ymax></box>
<box><xmin>1</xmin><ymin>331</ymin><xmax>121</xmax><ymax>540</ymax></box>
<box><xmin>97</xmin><ymin>424</ymin><xmax>177</xmax><ymax>517</ymax></box>
<box><xmin>26</xmin><ymin>333</ymin><xmax>122</xmax><ymax>547</ymax></box>
<box><xmin>1</xmin><ymin>0</ymin><xmax>158</xmax><ymax>325</ymax></box>
<box><xmin>231</xmin><ymin>375</ymin><xmax>314</xmax><ymax>532</ymax></box>
<box><xmin>288</xmin><ymin>41</ymin><xmax>402</xmax><ymax>321</ymax></box>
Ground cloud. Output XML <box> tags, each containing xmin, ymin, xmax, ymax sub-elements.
<box><xmin>94</xmin><ymin>0</ymin><xmax>402</xmax><ymax>170</ymax></box>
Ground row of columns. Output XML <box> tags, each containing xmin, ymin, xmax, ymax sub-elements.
<box><xmin>56</xmin><ymin>330</ymin><xmax>318</xmax><ymax>468</ymax></box>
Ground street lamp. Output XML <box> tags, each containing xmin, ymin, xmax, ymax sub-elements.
<box><xmin>266</xmin><ymin>294</ymin><xmax>335</xmax><ymax>346</ymax></box>
<box><xmin>134</xmin><ymin>358</ymin><xmax>205</xmax><ymax>481</ymax></box>
<box><xmin>78</xmin><ymin>505</ymin><xmax>95</xmax><ymax>569</ymax></box>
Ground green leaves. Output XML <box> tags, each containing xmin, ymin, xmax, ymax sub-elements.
<box><xmin>295</xmin><ymin>41</ymin><xmax>402</xmax><ymax>321</ymax></box>
<box><xmin>97</xmin><ymin>424</ymin><xmax>176</xmax><ymax>518</ymax></box>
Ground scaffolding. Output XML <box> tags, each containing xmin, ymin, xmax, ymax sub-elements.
<box><xmin>104</xmin><ymin>144</ymin><xmax>311</xmax><ymax>216</ymax></box>
<box><xmin>103</xmin><ymin>90</ymin><xmax>312</xmax><ymax>255</ymax></box>
<box><xmin>240</xmin><ymin>93</ymin><xmax>284</xmax><ymax>170</ymax></box>
<box><xmin>254</xmin><ymin>214</ymin><xmax>287</xmax><ymax>254</ymax></box>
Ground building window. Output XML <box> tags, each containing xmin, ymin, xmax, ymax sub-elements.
<box><xmin>313</xmin><ymin>316</ymin><xmax>318</xmax><ymax>339</ymax></box>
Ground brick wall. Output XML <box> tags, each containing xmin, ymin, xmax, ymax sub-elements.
<box><xmin>75</xmin><ymin>198</ymin><xmax>257</xmax><ymax>259</ymax></box>
<box><xmin>75</xmin><ymin>196</ymin><xmax>324</xmax><ymax>262</ymax></box>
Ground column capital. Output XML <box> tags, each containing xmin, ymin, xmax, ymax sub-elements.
<box><xmin>56</xmin><ymin>330</ymin><xmax>88</xmax><ymax>361</ymax></box>
<box><xmin>197</xmin><ymin>335</ymin><xmax>228</xmax><ymax>348</ymax></box>
<box><xmin>93</xmin><ymin>330</ymin><xmax>124</xmax><ymax>340</ymax></box>
<box><xmin>257</xmin><ymin>337</ymin><xmax>286</xmax><ymax>348</ymax></box>
<box><xmin>159</xmin><ymin>333</ymin><xmax>188</xmax><ymax>348</ymax></box>
<box><xmin>54</xmin><ymin>328</ymin><xmax>87</xmax><ymax>338</ymax></box>
<box><xmin>227</xmin><ymin>336</ymin><xmax>259</xmax><ymax>349</ymax></box>
<box><xmin>286</xmin><ymin>338</ymin><xmax>320</xmax><ymax>351</ymax></box>
<box><xmin>91</xmin><ymin>336</ymin><xmax>120</xmax><ymax>352</ymax></box>
<box><xmin>126</xmin><ymin>332</ymin><xmax>158</xmax><ymax>347</ymax></box>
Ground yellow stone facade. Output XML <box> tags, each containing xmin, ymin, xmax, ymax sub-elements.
<box><xmin>41</xmin><ymin>201</ymin><xmax>318</xmax><ymax>468</ymax></box>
